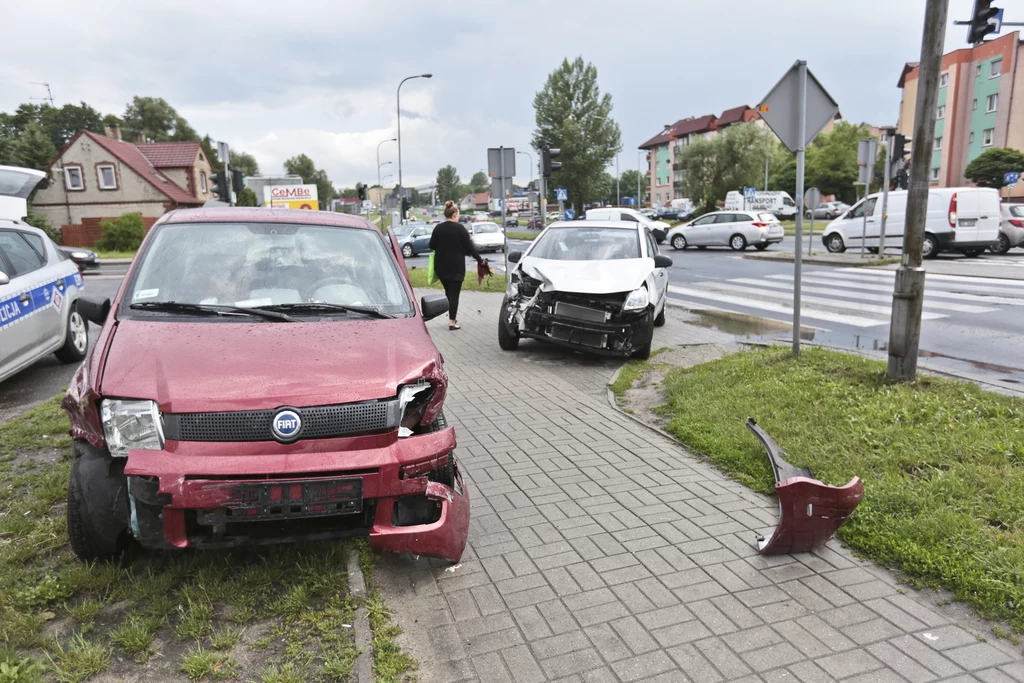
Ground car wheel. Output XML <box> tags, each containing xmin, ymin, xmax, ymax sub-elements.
<box><xmin>805</xmin><ymin>211</ymin><xmax>813</xmax><ymax>220</ymax></box>
<box><xmin>965</xmin><ymin>250</ymin><xmax>982</xmax><ymax>258</ymax></box>
<box><xmin>825</xmin><ymin>233</ymin><xmax>846</xmax><ymax>253</ymax></box>
<box><xmin>867</xmin><ymin>247</ymin><xmax>879</xmax><ymax>255</ymax></box>
<box><xmin>654</xmin><ymin>303</ymin><xmax>666</xmax><ymax>327</ymax></box>
<box><xmin>55</xmin><ymin>305</ymin><xmax>88</xmax><ymax>363</ymax></box>
<box><xmin>67</xmin><ymin>441</ymin><xmax>131</xmax><ymax>561</ymax></box>
<box><xmin>671</xmin><ymin>234</ymin><xmax>687</xmax><ymax>250</ymax></box>
<box><xmin>654</xmin><ymin>230</ymin><xmax>666</xmax><ymax>244</ymax></box>
<box><xmin>992</xmin><ymin>234</ymin><xmax>1011</xmax><ymax>254</ymax></box>
<box><xmin>922</xmin><ymin>233</ymin><xmax>938</xmax><ymax>259</ymax></box>
<box><xmin>497</xmin><ymin>297</ymin><xmax>520</xmax><ymax>351</ymax></box>
<box><xmin>729</xmin><ymin>234</ymin><xmax>748</xmax><ymax>251</ymax></box>
<box><xmin>402</xmin><ymin>244</ymin><xmax>413</xmax><ymax>258</ymax></box>
<box><xmin>631</xmin><ymin>313</ymin><xmax>654</xmax><ymax>359</ymax></box>
<box><xmin>754</xmin><ymin>243</ymin><xmax>769</xmax><ymax>251</ymax></box>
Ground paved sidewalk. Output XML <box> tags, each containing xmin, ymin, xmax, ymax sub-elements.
<box><xmin>376</xmin><ymin>290</ymin><xmax>1024</xmax><ymax>682</ymax></box>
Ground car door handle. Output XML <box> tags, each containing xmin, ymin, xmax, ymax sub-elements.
<box><xmin>56</xmin><ymin>279</ymin><xmax>66</xmax><ymax>290</ymax></box>
<box><xmin>19</xmin><ymin>293</ymin><xmax>31</xmax><ymax>304</ymax></box>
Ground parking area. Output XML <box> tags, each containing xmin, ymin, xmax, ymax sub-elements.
<box><xmin>376</xmin><ymin>290</ymin><xmax>1024</xmax><ymax>682</ymax></box>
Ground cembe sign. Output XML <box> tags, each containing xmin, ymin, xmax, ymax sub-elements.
<box><xmin>263</xmin><ymin>184</ymin><xmax>319</xmax><ymax>210</ymax></box>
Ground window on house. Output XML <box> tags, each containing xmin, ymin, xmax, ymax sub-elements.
<box><xmin>970</xmin><ymin>132</ymin><xmax>975</xmax><ymax>143</ymax></box>
<box><xmin>986</xmin><ymin>94</ymin><xmax>998</xmax><ymax>112</ymax></box>
<box><xmin>977</xmin><ymin>64</ymin><xmax>982</xmax><ymax>77</ymax></box>
<box><xmin>64</xmin><ymin>166</ymin><xmax>84</xmax><ymax>191</ymax></box>
<box><xmin>991</xmin><ymin>59</ymin><xmax>1002</xmax><ymax>78</ymax></box>
<box><xmin>940</xmin><ymin>73</ymin><xmax>948</xmax><ymax>87</ymax></box>
<box><xmin>201</xmin><ymin>172</ymin><xmax>208</xmax><ymax>193</ymax></box>
<box><xmin>937</xmin><ymin>105</ymin><xmax>945</xmax><ymax>119</ymax></box>
<box><xmin>973</xmin><ymin>99</ymin><xmax>978</xmax><ymax>110</ymax></box>
<box><xmin>931</xmin><ymin>168</ymin><xmax>940</xmax><ymax>181</ymax></box>
<box><xmin>983</xmin><ymin>128</ymin><xmax>994</xmax><ymax>146</ymax></box>
<box><xmin>97</xmin><ymin>165</ymin><xmax>116</xmax><ymax>190</ymax></box>
<box><xmin>934</xmin><ymin>137</ymin><xmax>942</xmax><ymax>151</ymax></box>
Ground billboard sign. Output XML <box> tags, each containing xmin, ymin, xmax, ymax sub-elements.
<box><xmin>263</xmin><ymin>184</ymin><xmax>319</xmax><ymax>210</ymax></box>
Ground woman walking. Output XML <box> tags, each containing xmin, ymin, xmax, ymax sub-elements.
<box><xmin>428</xmin><ymin>201</ymin><xmax>483</xmax><ymax>330</ymax></box>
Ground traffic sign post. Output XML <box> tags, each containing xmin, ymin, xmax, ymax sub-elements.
<box><xmin>555</xmin><ymin>188</ymin><xmax>568</xmax><ymax>202</ymax></box>
<box><xmin>564</xmin><ymin>209</ymin><xmax>575</xmax><ymax>220</ymax></box>
<box><xmin>805</xmin><ymin>187</ymin><xmax>821</xmax><ymax>255</ymax></box>
<box><xmin>857</xmin><ymin>139</ymin><xmax>878</xmax><ymax>257</ymax></box>
<box><xmin>488</xmin><ymin>147</ymin><xmax>516</xmax><ymax>285</ymax></box>
<box><xmin>744</xmin><ymin>187</ymin><xmax>756</xmax><ymax>211</ymax></box>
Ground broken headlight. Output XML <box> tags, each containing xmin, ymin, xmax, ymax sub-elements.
<box><xmin>398</xmin><ymin>381</ymin><xmax>434</xmax><ymax>438</ymax></box>
<box><xmin>101</xmin><ymin>399</ymin><xmax>165</xmax><ymax>457</ymax></box>
<box><xmin>622</xmin><ymin>286</ymin><xmax>649</xmax><ymax>311</ymax></box>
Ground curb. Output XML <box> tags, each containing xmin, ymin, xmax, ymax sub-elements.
<box><xmin>742</xmin><ymin>252</ymin><xmax>897</xmax><ymax>268</ymax></box>
<box><xmin>346</xmin><ymin>550</ymin><xmax>374</xmax><ymax>682</ymax></box>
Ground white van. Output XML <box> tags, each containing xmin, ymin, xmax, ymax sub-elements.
<box><xmin>820</xmin><ymin>187</ymin><xmax>1000</xmax><ymax>258</ymax></box>
<box><xmin>585</xmin><ymin>207</ymin><xmax>671</xmax><ymax>243</ymax></box>
<box><xmin>724</xmin><ymin>191</ymin><xmax>797</xmax><ymax>219</ymax></box>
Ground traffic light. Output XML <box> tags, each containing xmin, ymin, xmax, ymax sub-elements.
<box><xmin>231</xmin><ymin>168</ymin><xmax>244</xmax><ymax>191</ymax></box>
<box><xmin>357</xmin><ymin>183</ymin><xmax>367</xmax><ymax>201</ymax></box>
<box><xmin>968</xmin><ymin>0</ymin><xmax>1001</xmax><ymax>44</ymax></box>
<box><xmin>209</xmin><ymin>172</ymin><xmax>228</xmax><ymax>201</ymax></box>
<box><xmin>542</xmin><ymin>147</ymin><xmax>561</xmax><ymax>177</ymax></box>
<box><xmin>891</xmin><ymin>134</ymin><xmax>908</xmax><ymax>162</ymax></box>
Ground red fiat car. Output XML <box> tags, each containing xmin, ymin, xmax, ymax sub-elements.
<box><xmin>63</xmin><ymin>208</ymin><xmax>468</xmax><ymax>563</ymax></box>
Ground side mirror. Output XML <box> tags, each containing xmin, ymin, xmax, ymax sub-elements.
<box><xmin>0</xmin><ymin>271</ymin><xmax>8</xmax><ymax>286</ymax></box>
<box><xmin>420</xmin><ymin>294</ymin><xmax>449</xmax><ymax>321</ymax></box>
<box><xmin>653</xmin><ymin>254</ymin><xmax>673</xmax><ymax>269</ymax></box>
<box><xmin>508</xmin><ymin>250</ymin><xmax>522</xmax><ymax>263</ymax></box>
<box><xmin>77</xmin><ymin>297</ymin><xmax>111</xmax><ymax>325</ymax></box>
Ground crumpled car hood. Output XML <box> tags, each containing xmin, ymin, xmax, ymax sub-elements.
<box><xmin>518</xmin><ymin>257</ymin><xmax>651</xmax><ymax>295</ymax></box>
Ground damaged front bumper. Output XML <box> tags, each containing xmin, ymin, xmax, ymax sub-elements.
<box><xmin>122</xmin><ymin>426</ymin><xmax>469</xmax><ymax>563</ymax></box>
<box><xmin>510</xmin><ymin>290</ymin><xmax>652</xmax><ymax>356</ymax></box>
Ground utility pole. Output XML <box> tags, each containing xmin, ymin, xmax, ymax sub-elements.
<box><xmin>616</xmin><ymin>154</ymin><xmax>620</xmax><ymax>206</ymax></box>
<box><xmin>764</xmin><ymin>133</ymin><xmax>770</xmax><ymax>191</ymax></box>
<box><xmin>888</xmin><ymin>0</ymin><xmax>949</xmax><ymax>380</ymax></box>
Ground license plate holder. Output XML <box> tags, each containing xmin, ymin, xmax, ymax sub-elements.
<box><xmin>198</xmin><ymin>477</ymin><xmax>363</xmax><ymax>524</ymax></box>
<box><xmin>959</xmin><ymin>218</ymin><xmax>977</xmax><ymax>227</ymax></box>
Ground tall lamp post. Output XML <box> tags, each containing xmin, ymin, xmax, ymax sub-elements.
<box><xmin>377</xmin><ymin>161</ymin><xmax>392</xmax><ymax>221</ymax></box>
<box><xmin>396</xmin><ymin>74</ymin><xmax>432</xmax><ymax>221</ymax></box>
<box><xmin>517</xmin><ymin>150</ymin><xmax>533</xmax><ymax>217</ymax></box>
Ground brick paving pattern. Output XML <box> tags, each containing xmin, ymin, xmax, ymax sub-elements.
<box><xmin>377</xmin><ymin>291</ymin><xmax>1024</xmax><ymax>682</ymax></box>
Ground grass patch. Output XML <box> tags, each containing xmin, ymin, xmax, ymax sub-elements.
<box><xmin>406</xmin><ymin>267</ymin><xmax>506</xmax><ymax>293</ymax></box>
<box><xmin>657</xmin><ymin>347</ymin><xmax>1024</xmax><ymax>631</ymax></box>
<box><xmin>358</xmin><ymin>542</ymin><xmax>417</xmax><ymax>683</ymax></box>
<box><xmin>609</xmin><ymin>348</ymin><xmax>672</xmax><ymax>401</ymax></box>
<box><xmin>92</xmin><ymin>250</ymin><xmax>136</xmax><ymax>260</ymax></box>
<box><xmin>1</xmin><ymin>395</ymin><xmax>364</xmax><ymax>681</ymax></box>
<box><xmin>505</xmin><ymin>231</ymin><xmax>538</xmax><ymax>241</ymax></box>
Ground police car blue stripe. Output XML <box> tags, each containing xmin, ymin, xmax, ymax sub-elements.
<box><xmin>0</xmin><ymin>271</ymin><xmax>83</xmax><ymax>331</ymax></box>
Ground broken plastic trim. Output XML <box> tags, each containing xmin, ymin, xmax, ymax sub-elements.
<box><xmin>746</xmin><ymin>418</ymin><xmax>865</xmax><ymax>555</ymax></box>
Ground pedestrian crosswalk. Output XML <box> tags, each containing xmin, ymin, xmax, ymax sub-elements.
<box><xmin>958</xmin><ymin>254</ymin><xmax>1024</xmax><ymax>268</ymax></box>
<box><xmin>667</xmin><ymin>267</ymin><xmax>1024</xmax><ymax>329</ymax></box>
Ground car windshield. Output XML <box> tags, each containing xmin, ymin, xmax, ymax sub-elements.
<box><xmin>529</xmin><ymin>227</ymin><xmax>640</xmax><ymax>261</ymax></box>
<box><xmin>474</xmin><ymin>223</ymin><xmax>501</xmax><ymax>234</ymax></box>
<box><xmin>123</xmin><ymin>222</ymin><xmax>413</xmax><ymax>318</ymax></box>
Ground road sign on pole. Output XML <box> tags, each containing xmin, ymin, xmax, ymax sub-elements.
<box><xmin>1005</xmin><ymin>171</ymin><xmax>1021</xmax><ymax>185</ymax></box>
<box><xmin>555</xmin><ymin>188</ymin><xmax>568</xmax><ymax>202</ymax></box>
<box><xmin>759</xmin><ymin>61</ymin><xmax>838</xmax><ymax>355</ymax></box>
<box><xmin>564</xmin><ymin>209</ymin><xmax>575</xmax><ymax>220</ymax></box>
<box><xmin>744</xmin><ymin>187</ymin><xmax>757</xmax><ymax>201</ymax></box>
<box><xmin>487</xmin><ymin>147</ymin><xmax>515</xmax><ymax>179</ymax></box>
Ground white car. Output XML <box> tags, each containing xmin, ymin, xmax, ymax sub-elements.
<box><xmin>469</xmin><ymin>221</ymin><xmax>505</xmax><ymax>253</ymax></box>
<box><xmin>584</xmin><ymin>207</ymin><xmax>671</xmax><ymax>244</ymax></box>
<box><xmin>992</xmin><ymin>203</ymin><xmax>1024</xmax><ymax>254</ymax></box>
<box><xmin>667</xmin><ymin>211</ymin><xmax>784</xmax><ymax>251</ymax></box>
<box><xmin>497</xmin><ymin>220</ymin><xmax>672</xmax><ymax>359</ymax></box>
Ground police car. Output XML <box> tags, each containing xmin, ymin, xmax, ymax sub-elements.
<box><xmin>1</xmin><ymin>165</ymin><xmax>88</xmax><ymax>383</ymax></box>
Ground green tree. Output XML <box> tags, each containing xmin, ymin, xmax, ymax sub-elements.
<box><xmin>40</xmin><ymin>102</ymin><xmax>105</xmax><ymax>149</ymax></box>
<box><xmin>618</xmin><ymin>169</ymin><xmax>648</xmax><ymax>205</ymax></box>
<box><xmin>228</xmin><ymin>150</ymin><xmax>260</xmax><ymax>177</ymax></box>
<box><xmin>122</xmin><ymin>96</ymin><xmax>198</xmax><ymax>142</ymax></box>
<box><xmin>96</xmin><ymin>213</ymin><xmax>146</xmax><ymax>252</ymax></box>
<box><xmin>532</xmin><ymin>57</ymin><xmax>621</xmax><ymax>209</ymax></box>
<box><xmin>964</xmin><ymin>147</ymin><xmax>1024</xmax><ymax>188</ymax></box>
<box><xmin>235</xmin><ymin>187</ymin><xmax>258</xmax><ymax>207</ymax></box>
<box><xmin>11</xmin><ymin>122</ymin><xmax>57</xmax><ymax>170</ymax></box>
<box><xmin>436</xmin><ymin>165</ymin><xmax>461</xmax><ymax>203</ymax></box>
<box><xmin>470</xmin><ymin>171</ymin><xmax>489</xmax><ymax>192</ymax></box>
<box><xmin>803</xmin><ymin>121</ymin><xmax>871</xmax><ymax>204</ymax></box>
<box><xmin>283</xmin><ymin>153</ymin><xmax>336</xmax><ymax>210</ymax></box>
<box><xmin>677</xmin><ymin>122</ymin><xmax>776</xmax><ymax>212</ymax></box>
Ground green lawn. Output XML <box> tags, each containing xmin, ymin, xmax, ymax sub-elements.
<box><xmin>94</xmin><ymin>250</ymin><xmax>137</xmax><ymax>260</ymax></box>
<box><xmin>406</xmin><ymin>267</ymin><xmax>507</xmax><ymax>293</ymax></box>
<box><xmin>506</xmin><ymin>232</ymin><xmax>538</xmax><ymax>241</ymax></box>
<box><xmin>653</xmin><ymin>347</ymin><xmax>1024</xmax><ymax>631</ymax></box>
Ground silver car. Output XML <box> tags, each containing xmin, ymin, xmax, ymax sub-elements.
<box><xmin>1</xmin><ymin>221</ymin><xmax>88</xmax><ymax>383</ymax></box>
<box><xmin>666</xmin><ymin>211</ymin><xmax>785</xmax><ymax>251</ymax></box>
<box><xmin>992</xmin><ymin>204</ymin><xmax>1024</xmax><ymax>254</ymax></box>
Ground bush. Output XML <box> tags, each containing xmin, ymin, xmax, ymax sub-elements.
<box><xmin>95</xmin><ymin>213</ymin><xmax>145</xmax><ymax>252</ymax></box>
<box><xmin>24</xmin><ymin>206</ymin><xmax>61</xmax><ymax>244</ymax></box>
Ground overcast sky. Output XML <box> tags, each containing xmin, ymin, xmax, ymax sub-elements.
<box><xmin>1</xmin><ymin>0</ymin><xmax>991</xmax><ymax>190</ymax></box>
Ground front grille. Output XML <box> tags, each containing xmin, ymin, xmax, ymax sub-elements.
<box><xmin>553</xmin><ymin>301</ymin><xmax>609</xmax><ymax>323</ymax></box>
<box><xmin>548</xmin><ymin>323</ymin><xmax>607</xmax><ymax>348</ymax></box>
<box><xmin>163</xmin><ymin>399</ymin><xmax>400</xmax><ymax>443</ymax></box>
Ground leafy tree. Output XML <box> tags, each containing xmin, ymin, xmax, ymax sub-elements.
<box><xmin>201</xmin><ymin>136</ymin><xmax>223</xmax><ymax>173</ymax></box>
<box><xmin>532</xmin><ymin>57</ymin><xmax>621</xmax><ymax>209</ymax></box>
<box><xmin>619</xmin><ymin>169</ymin><xmax>648</xmax><ymax>205</ymax></box>
<box><xmin>677</xmin><ymin>122</ymin><xmax>776</xmax><ymax>212</ymax></box>
<box><xmin>283</xmin><ymin>153</ymin><xmax>336</xmax><ymax>210</ymax></box>
<box><xmin>235</xmin><ymin>187</ymin><xmax>258</xmax><ymax>207</ymax></box>
<box><xmin>964</xmin><ymin>147</ymin><xmax>1024</xmax><ymax>188</ymax></box>
<box><xmin>25</xmin><ymin>205</ymin><xmax>61</xmax><ymax>243</ymax></box>
<box><xmin>470</xmin><ymin>171</ymin><xmax>489</xmax><ymax>192</ymax></box>
<box><xmin>340</xmin><ymin>187</ymin><xmax>358</xmax><ymax>199</ymax></box>
<box><xmin>41</xmin><ymin>102</ymin><xmax>105</xmax><ymax>149</ymax></box>
<box><xmin>436</xmin><ymin>165</ymin><xmax>461</xmax><ymax>203</ymax></box>
<box><xmin>228</xmin><ymin>150</ymin><xmax>260</xmax><ymax>177</ymax></box>
<box><xmin>803</xmin><ymin>121</ymin><xmax>872</xmax><ymax>204</ymax></box>
<box><xmin>11</xmin><ymin>122</ymin><xmax>57</xmax><ymax>170</ymax></box>
<box><xmin>122</xmin><ymin>96</ymin><xmax>198</xmax><ymax>142</ymax></box>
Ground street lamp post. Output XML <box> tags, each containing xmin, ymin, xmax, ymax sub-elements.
<box><xmin>396</xmin><ymin>74</ymin><xmax>432</xmax><ymax>222</ymax></box>
<box><xmin>517</xmin><ymin>150</ymin><xmax>533</xmax><ymax>217</ymax></box>
<box><xmin>377</xmin><ymin>138</ymin><xmax>396</xmax><ymax>222</ymax></box>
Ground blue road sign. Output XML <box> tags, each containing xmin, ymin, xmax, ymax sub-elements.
<box><xmin>1004</xmin><ymin>172</ymin><xmax>1020</xmax><ymax>186</ymax></box>
<box><xmin>622</xmin><ymin>197</ymin><xmax>637</xmax><ymax>206</ymax></box>
<box><xmin>555</xmin><ymin>188</ymin><xmax>568</xmax><ymax>202</ymax></box>
<box><xmin>564</xmin><ymin>209</ymin><xmax>575</xmax><ymax>220</ymax></box>
<box><xmin>744</xmin><ymin>187</ymin><xmax>757</xmax><ymax>201</ymax></box>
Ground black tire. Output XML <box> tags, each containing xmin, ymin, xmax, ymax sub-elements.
<box><xmin>965</xmin><ymin>250</ymin><xmax>982</xmax><ymax>258</ymax></box>
<box><xmin>825</xmin><ymin>233</ymin><xmax>846</xmax><ymax>253</ymax></box>
<box><xmin>55</xmin><ymin>304</ymin><xmax>88</xmax><ymax>363</ymax></box>
<box><xmin>922</xmin><ymin>233</ymin><xmax>938</xmax><ymax>259</ymax></box>
<box><xmin>754</xmin><ymin>243</ymin><xmax>768</xmax><ymax>251</ymax></box>
<box><xmin>654</xmin><ymin>304</ymin><xmax>666</xmax><ymax>327</ymax></box>
<box><xmin>402</xmin><ymin>244</ymin><xmax>413</xmax><ymax>259</ymax></box>
<box><xmin>67</xmin><ymin>441</ymin><xmax>130</xmax><ymax>561</ymax></box>
<box><xmin>653</xmin><ymin>230</ymin><xmax>666</xmax><ymax>244</ymax></box>
<box><xmin>671</xmin><ymin>234</ymin><xmax>687</xmax><ymax>250</ymax></box>
<box><xmin>867</xmin><ymin>247</ymin><xmax>879</xmax><ymax>255</ymax></box>
<box><xmin>729</xmin><ymin>234</ymin><xmax>747</xmax><ymax>251</ymax></box>
<box><xmin>497</xmin><ymin>297</ymin><xmax>520</xmax><ymax>351</ymax></box>
<box><xmin>631</xmin><ymin>312</ymin><xmax>655</xmax><ymax>359</ymax></box>
<box><xmin>992</xmin><ymin>234</ymin><xmax>1011</xmax><ymax>254</ymax></box>
<box><xmin>805</xmin><ymin>211</ymin><xmax>813</xmax><ymax>220</ymax></box>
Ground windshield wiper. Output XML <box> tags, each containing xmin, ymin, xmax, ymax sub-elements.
<box><xmin>260</xmin><ymin>302</ymin><xmax>394</xmax><ymax>319</ymax></box>
<box><xmin>129</xmin><ymin>301</ymin><xmax>296</xmax><ymax>322</ymax></box>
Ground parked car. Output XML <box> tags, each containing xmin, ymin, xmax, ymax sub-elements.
<box><xmin>724</xmin><ymin>190</ymin><xmax>798</xmax><ymax>219</ymax></box>
<box><xmin>504</xmin><ymin>216</ymin><xmax>519</xmax><ymax>228</ymax></box>
<box><xmin>992</xmin><ymin>203</ymin><xmax>1024</xmax><ymax>254</ymax></box>
<box><xmin>821</xmin><ymin>188</ymin><xmax>1000</xmax><ymax>258</ymax></box>
<box><xmin>655</xmin><ymin>206</ymin><xmax>695</xmax><ymax>222</ymax></box>
<box><xmin>469</xmin><ymin>221</ymin><xmax>505</xmax><ymax>252</ymax></box>
<box><xmin>526</xmin><ymin>218</ymin><xmax>545</xmax><ymax>229</ymax></box>
<box><xmin>397</xmin><ymin>223</ymin><xmax>436</xmax><ymax>258</ymax></box>
<box><xmin>639</xmin><ymin>208</ymin><xmax>657</xmax><ymax>219</ymax></box>
<box><xmin>584</xmin><ymin>207</ymin><xmax>670</xmax><ymax>243</ymax></box>
<box><xmin>805</xmin><ymin>202</ymin><xmax>848</xmax><ymax>220</ymax></box>
<box><xmin>498</xmin><ymin>220</ymin><xmax>672</xmax><ymax>359</ymax></box>
<box><xmin>666</xmin><ymin>211</ymin><xmax>785</xmax><ymax>251</ymax></box>
<box><xmin>61</xmin><ymin>208</ymin><xmax>469</xmax><ymax>563</ymax></box>
<box><xmin>58</xmin><ymin>245</ymin><xmax>100</xmax><ymax>271</ymax></box>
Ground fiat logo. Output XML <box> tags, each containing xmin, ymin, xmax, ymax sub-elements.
<box><xmin>271</xmin><ymin>409</ymin><xmax>302</xmax><ymax>443</ymax></box>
